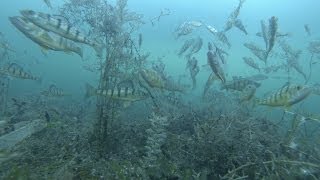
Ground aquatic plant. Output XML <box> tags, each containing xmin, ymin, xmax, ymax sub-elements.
<box><xmin>144</xmin><ymin>113</ymin><xmax>168</xmax><ymax>173</ymax></box>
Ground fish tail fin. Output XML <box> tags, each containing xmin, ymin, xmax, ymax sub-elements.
<box><xmin>75</xmin><ymin>47</ymin><xmax>83</xmax><ymax>58</ymax></box>
<box><xmin>36</xmin><ymin>77</ymin><xmax>43</xmax><ymax>84</ymax></box>
<box><xmin>93</xmin><ymin>42</ymin><xmax>104</xmax><ymax>58</ymax></box>
<box><xmin>85</xmin><ymin>83</ymin><xmax>95</xmax><ymax>99</ymax></box>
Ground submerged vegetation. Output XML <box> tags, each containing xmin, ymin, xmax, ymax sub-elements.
<box><xmin>0</xmin><ymin>0</ymin><xmax>320</xmax><ymax>179</ymax></box>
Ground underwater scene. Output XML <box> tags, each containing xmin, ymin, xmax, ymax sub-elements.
<box><xmin>1</xmin><ymin>0</ymin><xmax>320</xmax><ymax>179</ymax></box>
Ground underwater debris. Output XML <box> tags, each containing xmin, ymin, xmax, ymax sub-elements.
<box><xmin>0</xmin><ymin>119</ymin><xmax>47</xmax><ymax>150</ymax></box>
<box><xmin>150</xmin><ymin>8</ymin><xmax>171</xmax><ymax>26</ymax></box>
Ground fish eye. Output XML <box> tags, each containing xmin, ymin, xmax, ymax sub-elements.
<box><xmin>27</xmin><ymin>10</ymin><xmax>35</xmax><ymax>15</ymax></box>
<box><xmin>297</xmin><ymin>86</ymin><xmax>302</xmax><ymax>90</ymax></box>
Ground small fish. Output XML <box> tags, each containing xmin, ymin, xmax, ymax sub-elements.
<box><xmin>312</xmin><ymin>84</ymin><xmax>320</xmax><ymax>96</ymax></box>
<box><xmin>243</xmin><ymin>43</ymin><xmax>267</xmax><ymax>64</ymax></box>
<box><xmin>239</xmin><ymin>84</ymin><xmax>257</xmax><ymax>102</ymax></box>
<box><xmin>187</xmin><ymin>21</ymin><xmax>202</xmax><ymax>27</ymax></box>
<box><xmin>207</xmin><ymin>42</ymin><xmax>226</xmax><ymax>83</ymax></box>
<box><xmin>188</xmin><ymin>36</ymin><xmax>203</xmax><ymax>55</ymax></box>
<box><xmin>243</xmin><ymin>57</ymin><xmax>260</xmax><ymax>72</ymax></box>
<box><xmin>223</xmin><ymin>0</ymin><xmax>245</xmax><ymax>33</ymax></box>
<box><xmin>205</xmin><ymin>24</ymin><xmax>218</xmax><ymax>34</ymax></box>
<box><xmin>20</xmin><ymin>10</ymin><xmax>103</xmax><ymax>57</ymax></box>
<box><xmin>223</xmin><ymin>19</ymin><xmax>234</xmax><ymax>32</ymax></box>
<box><xmin>186</xmin><ymin>56</ymin><xmax>200</xmax><ymax>90</ymax></box>
<box><xmin>234</xmin><ymin>19</ymin><xmax>247</xmax><ymax>35</ymax></box>
<box><xmin>138</xmin><ymin>33</ymin><xmax>143</xmax><ymax>49</ymax></box>
<box><xmin>221</xmin><ymin>77</ymin><xmax>260</xmax><ymax>91</ymax></box>
<box><xmin>164</xmin><ymin>76</ymin><xmax>189</xmax><ymax>93</ymax></box>
<box><xmin>308</xmin><ymin>40</ymin><xmax>320</xmax><ymax>54</ymax></box>
<box><xmin>178</xmin><ymin>38</ymin><xmax>195</xmax><ymax>57</ymax></box>
<box><xmin>43</xmin><ymin>0</ymin><xmax>52</xmax><ymax>9</ymax></box>
<box><xmin>256</xmin><ymin>31</ymin><xmax>290</xmax><ymax>39</ymax></box>
<box><xmin>258</xmin><ymin>84</ymin><xmax>311</xmax><ymax>107</ymax></box>
<box><xmin>266</xmin><ymin>16</ymin><xmax>278</xmax><ymax>56</ymax></box>
<box><xmin>44</xmin><ymin>111</ymin><xmax>50</xmax><ymax>122</ymax></box>
<box><xmin>288</xmin><ymin>60</ymin><xmax>307</xmax><ymax>81</ymax></box>
<box><xmin>175</xmin><ymin>22</ymin><xmax>194</xmax><ymax>39</ymax></box>
<box><xmin>202</xmin><ymin>73</ymin><xmax>220</xmax><ymax>98</ymax></box>
<box><xmin>0</xmin><ymin>63</ymin><xmax>41</xmax><ymax>82</ymax></box>
<box><xmin>304</xmin><ymin>24</ymin><xmax>311</xmax><ymax>36</ymax></box>
<box><xmin>85</xmin><ymin>83</ymin><xmax>148</xmax><ymax>102</ymax></box>
<box><xmin>41</xmin><ymin>85</ymin><xmax>68</xmax><ymax>97</ymax></box>
<box><xmin>139</xmin><ymin>69</ymin><xmax>166</xmax><ymax>89</ymax></box>
<box><xmin>9</xmin><ymin>16</ymin><xmax>83</xmax><ymax>57</ymax></box>
<box><xmin>216</xmin><ymin>32</ymin><xmax>231</xmax><ymax>48</ymax></box>
<box><xmin>263</xmin><ymin>65</ymin><xmax>284</xmax><ymax>74</ymax></box>
<box><xmin>229</xmin><ymin>0</ymin><xmax>245</xmax><ymax>20</ymax></box>
<box><xmin>246</xmin><ymin>74</ymin><xmax>268</xmax><ymax>81</ymax></box>
<box><xmin>260</xmin><ymin>20</ymin><xmax>269</xmax><ymax>49</ymax></box>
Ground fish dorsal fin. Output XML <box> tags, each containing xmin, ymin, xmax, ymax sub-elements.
<box><xmin>281</xmin><ymin>82</ymin><xmax>290</xmax><ymax>89</ymax></box>
<box><xmin>52</xmin><ymin>14</ymin><xmax>70</xmax><ymax>24</ymax></box>
<box><xmin>123</xmin><ymin>101</ymin><xmax>132</xmax><ymax>108</ymax></box>
<box><xmin>8</xmin><ymin>63</ymin><xmax>23</xmax><ymax>71</ymax></box>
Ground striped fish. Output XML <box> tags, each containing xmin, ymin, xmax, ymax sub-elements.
<box><xmin>41</xmin><ymin>85</ymin><xmax>68</xmax><ymax>97</ymax></box>
<box><xmin>0</xmin><ymin>63</ymin><xmax>41</xmax><ymax>82</ymax></box>
<box><xmin>85</xmin><ymin>83</ymin><xmax>148</xmax><ymax>102</ymax></box>
<box><xmin>221</xmin><ymin>77</ymin><xmax>260</xmax><ymax>91</ymax></box>
<box><xmin>139</xmin><ymin>69</ymin><xmax>166</xmax><ymax>89</ymax></box>
<box><xmin>243</xmin><ymin>57</ymin><xmax>260</xmax><ymax>72</ymax></box>
<box><xmin>9</xmin><ymin>16</ymin><xmax>83</xmax><ymax>57</ymax></box>
<box><xmin>258</xmin><ymin>84</ymin><xmax>311</xmax><ymax>107</ymax></box>
<box><xmin>20</xmin><ymin>10</ymin><xmax>103</xmax><ymax>57</ymax></box>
